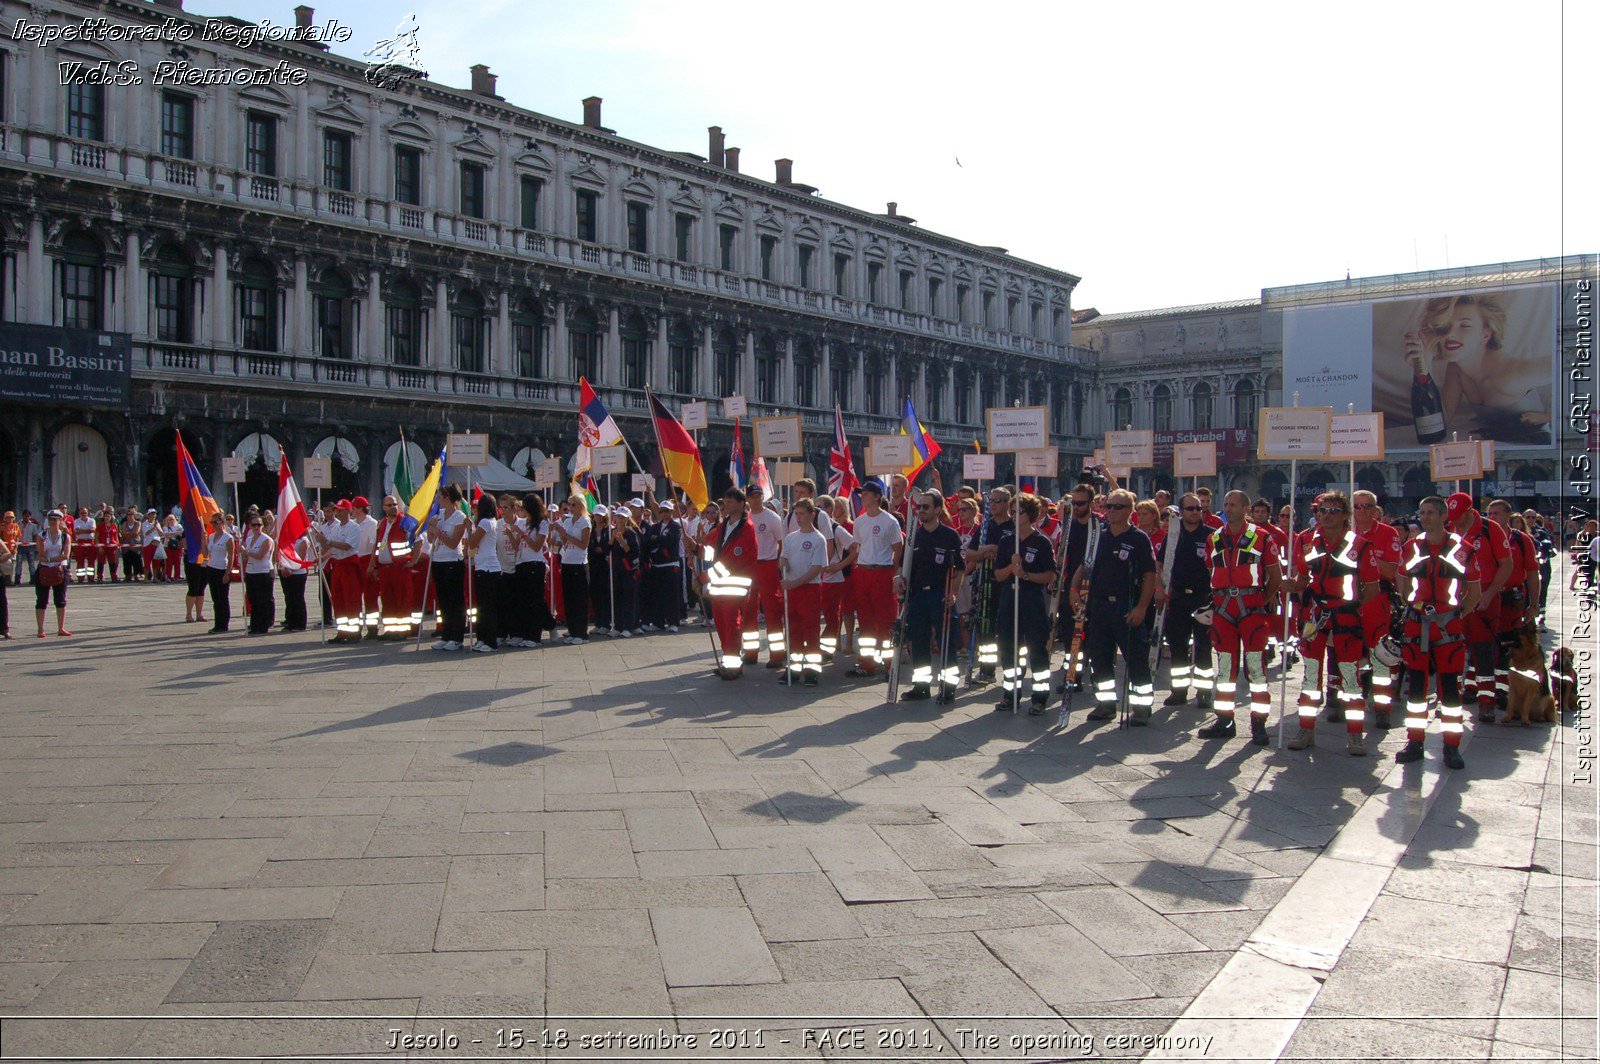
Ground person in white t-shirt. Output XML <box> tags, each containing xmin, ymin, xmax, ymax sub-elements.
<box><xmin>505</xmin><ymin>493</ymin><xmax>552</xmax><ymax>647</ymax></box>
<box><xmin>351</xmin><ymin>497</ymin><xmax>381</xmax><ymax>636</ymax></box>
<box><xmin>780</xmin><ymin>498</ymin><xmax>830</xmax><ymax>686</ymax></box>
<box><xmin>549</xmin><ymin>494</ymin><xmax>593</xmax><ymax>643</ymax></box>
<box><xmin>815</xmin><ymin>494</ymin><xmax>859</xmax><ymax>663</ymax></box>
<box><xmin>204</xmin><ymin>513</ymin><xmax>235</xmax><ymax>634</ymax></box>
<box><xmin>848</xmin><ymin>480</ymin><xmax>906</xmax><ymax>676</ymax></box>
<box><xmin>464</xmin><ymin>494</ymin><xmax>506</xmax><ymax>652</ymax></box>
<box><xmin>426</xmin><ymin>485</ymin><xmax>470</xmax><ymax>650</ymax></box>
<box><xmin>746</xmin><ymin>485</ymin><xmax>787</xmax><ymax>667</ymax></box>
<box><xmin>242</xmin><ymin>515</ymin><xmax>276</xmax><ymax>634</ymax></box>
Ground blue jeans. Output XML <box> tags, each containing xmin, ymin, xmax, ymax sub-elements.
<box><xmin>14</xmin><ymin>546</ymin><xmax>36</xmax><ymax>585</ymax></box>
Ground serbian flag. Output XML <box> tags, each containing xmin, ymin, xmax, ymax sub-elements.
<box><xmin>828</xmin><ymin>406</ymin><xmax>860</xmax><ymax>507</ymax></box>
<box><xmin>275</xmin><ymin>453</ymin><xmax>314</xmax><ymax>569</ymax></box>
<box><xmin>899</xmin><ymin>397</ymin><xmax>941</xmax><ymax>484</ymax></box>
<box><xmin>649</xmin><ymin>394</ymin><xmax>710</xmax><ymax>511</ymax></box>
<box><xmin>576</xmin><ymin>376</ymin><xmax>622</xmax><ymax>476</ymax></box>
<box><xmin>730</xmin><ymin>417</ymin><xmax>747</xmax><ymax>489</ymax></box>
<box><xmin>176</xmin><ymin>431</ymin><xmax>221</xmax><ymax>565</ymax></box>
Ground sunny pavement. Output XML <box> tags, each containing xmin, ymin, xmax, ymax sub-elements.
<box><xmin>0</xmin><ymin>564</ymin><xmax>1593</xmax><ymax>1061</ymax></box>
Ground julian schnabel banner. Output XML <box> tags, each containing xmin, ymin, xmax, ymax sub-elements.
<box><xmin>0</xmin><ymin>324</ymin><xmax>133</xmax><ymax>409</ymax></box>
<box><xmin>1283</xmin><ymin>285</ymin><xmax>1557</xmax><ymax>450</ymax></box>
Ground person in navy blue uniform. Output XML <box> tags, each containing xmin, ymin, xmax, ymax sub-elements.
<box><xmin>1069</xmin><ymin>489</ymin><xmax>1158</xmax><ymax>724</ymax></box>
<box><xmin>898</xmin><ymin>489</ymin><xmax>965</xmax><ymax>702</ymax></box>
<box><xmin>992</xmin><ymin>493</ymin><xmax>1060</xmax><ymax>714</ymax></box>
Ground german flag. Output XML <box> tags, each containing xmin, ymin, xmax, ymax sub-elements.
<box><xmin>648</xmin><ymin>394</ymin><xmax>709</xmax><ymax>511</ymax></box>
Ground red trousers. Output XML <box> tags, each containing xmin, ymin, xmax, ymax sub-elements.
<box><xmin>786</xmin><ymin>583</ymin><xmax>822</xmax><ymax>672</ymax></box>
<box><xmin>752</xmin><ymin>558</ymin><xmax>785</xmax><ymax>660</ymax></box>
<box><xmin>820</xmin><ymin>581</ymin><xmax>848</xmax><ymax>655</ymax></box>
<box><xmin>358</xmin><ymin>555</ymin><xmax>380</xmax><ymax>628</ymax></box>
<box><xmin>852</xmin><ymin>566</ymin><xmax>896</xmax><ymax>671</ymax></box>
<box><xmin>329</xmin><ymin>557</ymin><xmax>365</xmax><ymax>635</ymax></box>
<box><xmin>712</xmin><ymin>590</ymin><xmax>754</xmax><ymax>669</ymax></box>
<box><xmin>377</xmin><ymin>563</ymin><xmax>416</xmax><ymax>634</ymax></box>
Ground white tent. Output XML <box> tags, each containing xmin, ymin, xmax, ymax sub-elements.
<box><xmin>446</xmin><ymin>453</ymin><xmax>536</xmax><ymax>493</ymax></box>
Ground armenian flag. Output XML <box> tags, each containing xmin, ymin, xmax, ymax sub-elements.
<box><xmin>899</xmin><ymin>397</ymin><xmax>941</xmax><ymax>484</ymax></box>
<box><xmin>175</xmin><ymin>431</ymin><xmax>222</xmax><ymax>565</ymax></box>
<box><xmin>649</xmin><ymin>393</ymin><xmax>709</xmax><ymax>511</ymax></box>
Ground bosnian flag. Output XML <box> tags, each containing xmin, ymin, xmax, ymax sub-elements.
<box><xmin>575</xmin><ymin>376</ymin><xmax>623</xmax><ymax>476</ymax></box>
<box><xmin>827</xmin><ymin>407</ymin><xmax>860</xmax><ymax>510</ymax></box>
<box><xmin>730</xmin><ymin>417</ymin><xmax>747</xmax><ymax>489</ymax></box>
<box><xmin>275</xmin><ymin>453</ymin><xmax>314</xmax><ymax>570</ymax></box>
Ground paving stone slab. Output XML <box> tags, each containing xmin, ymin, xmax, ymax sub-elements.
<box><xmin>298</xmin><ymin>949</ymin><xmax>544</xmax><ymax>1002</ymax></box>
<box><xmin>1035</xmin><ymin>887</ymin><xmax>1209</xmax><ymax>957</ymax></box>
<box><xmin>545</xmin><ymin>875</ymin><xmax>741</xmax><ymax>910</ymax></box>
<box><xmin>165</xmin><ymin>919</ymin><xmax>328</xmax><ymax>1003</ymax></box>
<box><xmin>738</xmin><ymin>873</ymin><xmax>864</xmax><ymax>942</ymax></box>
<box><xmin>978</xmin><ymin>923</ymin><xmax>1155</xmax><ymax>1004</ymax></box>
<box><xmin>649</xmin><ymin>906</ymin><xmax>780</xmax><ymax>987</ymax></box>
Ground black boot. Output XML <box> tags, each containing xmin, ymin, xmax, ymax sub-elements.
<box><xmin>1197</xmin><ymin>690</ymin><xmax>1213</xmax><ymax>710</ymax></box>
<box><xmin>1249</xmin><ymin>716</ymin><xmax>1270</xmax><ymax>746</ymax></box>
<box><xmin>1028</xmin><ymin>696</ymin><xmax>1048</xmax><ymax>716</ymax></box>
<box><xmin>1163</xmin><ymin>688</ymin><xmax>1191</xmax><ymax>707</ymax></box>
<box><xmin>1197</xmin><ymin>717</ymin><xmax>1236</xmax><ymax>740</ymax></box>
<box><xmin>1394</xmin><ymin>739</ymin><xmax>1424</xmax><ymax>764</ymax></box>
<box><xmin>901</xmin><ymin>684</ymin><xmax>931</xmax><ymax>702</ymax></box>
<box><xmin>1442</xmin><ymin>744</ymin><xmax>1465</xmax><ymax>770</ymax></box>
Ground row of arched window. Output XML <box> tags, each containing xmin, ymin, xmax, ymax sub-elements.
<box><xmin>1109</xmin><ymin>380</ymin><xmax>1265</xmax><ymax>432</ymax></box>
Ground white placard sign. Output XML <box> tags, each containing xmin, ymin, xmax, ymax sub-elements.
<box><xmin>302</xmin><ymin>456</ymin><xmax>333</xmax><ymax>490</ymax></box>
<box><xmin>1329</xmin><ymin>413</ymin><xmax>1386</xmax><ymax>462</ymax></box>
<box><xmin>1015</xmin><ymin>448</ymin><xmax>1057</xmax><ymax>478</ymax></box>
<box><xmin>631</xmin><ymin>473</ymin><xmax>654</xmax><ymax>494</ymax></box>
<box><xmin>221</xmin><ymin>456</ymin><xmax>246</xmax><ymax>484</ymax></box>
<box><xmin>985</xmin><ymin>406</ymin><xmax>1049</xmax><ymax>452</ymax></box>
<box><xmin>1256</xmin><ymin>407</ymin><xmax>1332</xmax><ymax>460</ymax></box>
<box><xmin>1092</xmin><ymin>448</ymin><xmax>1107</xmax><ymax>469</ymax></box>
<box><xmin>865</xmin><ymin>434</ymin><xmax>913</xmax><ymax>475</ymax></box>
<box><xmin>681</xmin><ymin>401</ymin><xmax>709</xmax><ymax>431</ymax></box>
<box><xmin>1108</xmin><ymin>467</ymin><xmax>1134</xmax><ymax>480</ymax></box>
<box><xmin>769</xmin><ymin>459</ymin><xmax>806</xmax><ymax>483</ymax></box>
<box><xmin>753</xmin><ymin>416</ymin><xmax>803</xmax><ymax>457</ymax></box>
<box><xmin>964</xmin><ymin>453</ymin><xmax>996</xmax><ymax>481</ymax></box>
<box><xmin>447</xmin><ymin>433</ymin><xmax>490</xmax><ymax>467</ymax></box>
<box><xmin>534</xmin><ymin>457</ymin><xmax>561</xmax><ymax>489</ymax></box>
<box><xmin>592</xmin><ymin>444</ymin><xmax>628</xmax><ymax>475</ymax></box>
<box><xmin>1173</xmin><ymin>441</ymin><xmax>1218</xmax><ymax>477</ymax></box>
<box><xmin>723</xmin><ymin>395</ymin><xmax>748</xmax><ymax>418</ymax></box>
<box><xmin>1430</xmin><ymin>441</ymin><xmax>1483</xmax><ymax>481</ymax></box>
<box><xmin>1105</xmin><ymin>430</ymin><xmax>1156</xmax><ymax>468</ymax></box>
<box><xmin>1478</xmin><ymin>439</ymin><xmax>1496</xmax><ymax>472</ymax></box>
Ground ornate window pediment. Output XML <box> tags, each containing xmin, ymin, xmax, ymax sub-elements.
<box><xmin>315</xmin><ymin>101</ymin><xmax>364</xmax><ymax>128</ymax></box>
<box><xmin>387</xmin><ymin>119</ymin><xmax>432</xmax><ymax>144</ymax></box>
<box><xmin>670</xmin><ymin>185</ymin><xmax>703</xmax><ymax>212</ymax></box>
<box><xmin>456</xmin><ymin>135</ymin><xmax>497</xmax><ymax>162</ymax></box>
<box><xmin>569</xmin><ymin>162</ymin><xmax>608</xmax><ymax>189</ymax></box>
<box><xmin>238</xmin><ymin>85</ymin><xmax>292</xmax><ymax>112</ymax></box>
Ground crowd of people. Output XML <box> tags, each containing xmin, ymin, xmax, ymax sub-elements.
<box><xmin>0</xmin><ymin>478</ymin><xmax>1589</xmax><ymax>774</ymax></box>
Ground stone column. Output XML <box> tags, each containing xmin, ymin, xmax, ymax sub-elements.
<box><xmin>654</xmin><ymin>314</ymin><xmax>670</xmax><ymax>391</ymax></box>
<box><xmin>291</xmin><ymin>257</ymin><xmax>311</xmax><ymax>356</ymax></box>
<box><xmin>781</xmin><ymin>335</ymin><xmax>795</xmax><ymax>406</ymax></box>
<box><xmin>363</xmin><ymin>268</ymin><xmax>383</xmax><ymax>363</ymax></box>
<box><xmin>209</xmin><ymin>247</ymin><xmax>230</xmax><ymax>346</ymax></box>
<box><xmin>431</xmin><ymin>280</ymin><xmax>449</xmax><ymax>370</ymax></box>
<box><xmin>124</xmin><ymin>236</ymin><xmax>147</xmax><ymax>337</ymax></box>
<box><xmin>26</xmin><ymin>217</ymin><xmax>47</xmax><ymax>325</ymax></box>
<box><xmin>851</xmin><ymin>348</ymin><xmax>864</xmax><ymax>415</ymax></box>
<box><xmin>742</xmin><ymin>330</ymin><xmax>756</xmax><ymax>403</ymax></box>
<box><xmin>605</xmin><ymin>305</ymin><xmax>621</xmax><ymax>387</ymax></box>
<box><xmin>701</xmin><ymin>323</ymin><xmax>716</xmax><ymax>397</ymax></box>
<box><xmin>553</xmin><ymin>299</ymin><xmax>570</xmax><ymax>379</ymax></box>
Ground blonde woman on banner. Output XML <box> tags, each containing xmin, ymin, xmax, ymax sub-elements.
<box><xmin>1400</xmin><ymin>293</ymin><xmax>1551</xmax><ymax>444</ymax></box>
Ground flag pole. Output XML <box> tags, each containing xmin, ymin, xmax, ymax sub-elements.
<box><xmin>465</xmin><ymin>459</ymin><xmax>477</xmax><ymax>647</ymax></box>
<box><xmin>315</xmin><ymin>487</ymin><xmax>329</xmax><ymax>645</ymax></box>
<box><xmin>1278</xmin><ymin>391</ymin><xmax>1302</xmax><ymax>750</ymax></box>
<box><xmin>647</xmin><ymin>388</ymin><xmax>722</xmax><ymax>669</ymax></box>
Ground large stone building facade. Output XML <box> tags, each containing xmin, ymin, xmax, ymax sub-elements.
<box><xmin>0</xmin><ymin>0</ymin><xmax>1094</xmax><ymax>513</ymax></box>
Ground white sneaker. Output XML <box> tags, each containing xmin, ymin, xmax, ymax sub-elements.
<box><xmin>641</xmin><ymin>624</ymin><xmax>658</xmax><ymax>632</ymax></box>
<box><xmin>666</xmin><ymin>625</ymin><xmax>679</xmax><ymax>633</ymax></box>
<box><xmin>593</xmin><ymin>626</ymin><xmax>611</xmax><ymax>636</ymax></box>
<box><xmin>620</xmin><ymin>629</ymin><xmax>633</xmax><ymax>639</ymax></box>
<box><xmin>570</xmin><ymin>637</ymin><xmax>588</xmax><ymax>645</ymax></box>
<box><xmin>443</xmin><ymin>640</ymin><xmax>463</xmax><ymax>651</ymax></box>
<box><xmin>470</xmin><ymin>642</ymin><xmax>494</xmax><ymax>653</ymax></box>
<box><xmin>431</xmin><ymin>640</ymin><xmax>450</xmax><ymax>651</ymax></box>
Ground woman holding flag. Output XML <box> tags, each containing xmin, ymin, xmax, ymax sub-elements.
<box><xmin>427</xmin><ymin>484</ymin><xmax>469</xmax><ymax>651</ymax></box>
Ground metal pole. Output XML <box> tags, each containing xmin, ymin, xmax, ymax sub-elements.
<box><xmin>316</xmin><ymin>487</ymin><xmax>327</xmax><ymax>644</ymax></box>
<box><xmin>465</xmin><ymin>465</ymin><xmax>476</xmax><ymax>646</ymax></box>
<box><xmin>1347</xmin><ymin>403</ymin><xmax>1356</xmax><ymax>499</ymax></box>
<box><xmin>607</xmin><ymin>472</ymin><xmax>616</xmax><ymax>635</ymax></box>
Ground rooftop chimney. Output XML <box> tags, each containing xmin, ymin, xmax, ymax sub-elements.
<box><xmin>887</xmin><ymin>202</ymin><xmax>898</xmax><ymax>218</ymax></box>
<box><xmin>294</xmin><ymin>5</ymin><xmax>312</xmax><ymax>29</ymax></box>
<box><xmin>775</xmin><ymin>158</ymin><xmax>793</xmax><ymax>185</ymax></box>
<box><xmin>723</xmin><ymin>147</ymin><xmax>740</xmax><ymax>173</ymax></box>
<box><xmin>152</xmin><ymin>0</ymin><xmax>184</xmax><ymax>7</ymax></box>
<box><xmin>470</xmin><ymin>64</ymin><xmax>499</xmax><ymax>98</ymax></box>
<box><xmin>708</xmin><ymin>126</ymin><xmax>725</xmax><ymax>168</ymax></box>
<box><xmin>582</xmin><ymin>96</ymin><xmax>603</xmax><ymax>129</ymax></box>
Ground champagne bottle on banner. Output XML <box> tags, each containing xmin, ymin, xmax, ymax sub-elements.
<box><xmin>1411</xmin><ymin>344</ymin><xmax>1447</xmax><ymax>444</ymax></box>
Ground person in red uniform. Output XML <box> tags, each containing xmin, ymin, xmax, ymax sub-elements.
<box><xmin>700</xmin><ymin>487</ymin><xmax>759</xmax><ymax>679</ymax></box>
<box><xmin>1396</xmin><ymin>495</ymin><xmax>1480</xmax><ymax>769</ymax></box>
<box><xmin>1447</xmin><ymin>491</ymin><xmax>1513</xmax><ymax>724</ymax></box>
<box><xmin>849</xmin><ymin>480</ymin><xmax>907</xmax><ymax>677</ymax></box>
<box><xmin>1351</xmin><ymin>491</ymin><xmax>1404</xmax><ymax>729</ymax></box>
<box><xmin>1288</xmin><ymin>491</ymin><xmax>1380</xmax><ymax>755</ymax></box>
<box><xmin>71</xmin><ymin>507</ymin><xmax>96</xmax><ymax>582</ymax></box>
<box><xmin>368</xmin><ymin>495</ymin><xmax>416</xmax><ymax>638</ymax></box>
<box><xmin>1198</xmin><ymin>490</ymin><xmax>1282</xmax><ymax>745</ymax></box>
<box><xmin>1193</xmin><ymin>487</ymin><xmax>1226</xmax><ymax>530</ymax></box>
<box><xmin>313</xmin><ymin>499</ymin><xmax>364</xmax><ymax>642</ymax></box>
<box><xmin>745</xmin><ymin>485</ymin><xmax>785</xmax><ymax>668</ymax></box>
<box><xmin>94</xmin><ymin>509</ymin><xmax>120</xmax><ymax>582</ymax></box>
<box><xmin>1485</xmin><ymin>498</ymin><xmax>1542</xmax><ymax>712</ymax></box>
<box><xmin>351</xmin><ymin>497</ymin><xmax>381</xmax><ymax>637</ymax></box>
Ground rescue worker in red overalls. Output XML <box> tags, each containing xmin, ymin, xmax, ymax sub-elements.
<box><xmin>71</xmin><ymin>507</ymin><xmax>96</xmax><ymax>581</ymax></box>
<box><xmin>1485</xmin><ymin>498</ymin><xmax>1542</xmax><ymax>714</ymax></box>
<box><xmin>1447</xmin><ymin>491</ymin><xmax>1513</xmax><ymax>724</ymax></box>
<box><xmin>1396</xmin><ymin>495</ymin><xmax>1480</xmax><ymax>769</ymax></box>
<box><xmin>745</xmin><ymin>485</ymin><xmax>786</xmax><ymax>668</ymax></box>
<box><xmin>1288</xmin><ymin>491</ymin><xmax>1380</xmax><ymax>756</ymax></box>
<box><xmin>94</xmin><ymin>508</ymin><xmax>120</xmax><ymax>582</ymax></box>
<box><xmin>1351</xmin><ymin>491</ymin><xmax>1404</xmax><ymax>729</ymax></box>
<box><xmin>368</xmin><ymin>495</ymin><xmax>416</xmax><ymax>639</ymax></box>
<box><xmin>1197</xmin><ymin>490</ymin><xmax>1283</xmax><ymax>746</ymax></box>
<box><xmin>351</xmin><ymin>497</ymin><xmax>381</xmax><ymax>638</ymax></box>
<box><xmin>313</xmin><ymin>499</ymin><xmax>364</xmax><ymax>642</ymax></box>
<box><xmin>699</xmin><ymin>487</ymin><xmax>759</xmax><ymax>679</ymax></box>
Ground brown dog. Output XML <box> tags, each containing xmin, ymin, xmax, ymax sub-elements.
<box><xmin>1551</xmin><ymin>647</ymin><xmax>1582</xmax><ymax>717</ymax></box>
<box><xmin>1504</xmin><ymin>623</ymin><xmax>1556</xmax><ymax>726</ymax></box>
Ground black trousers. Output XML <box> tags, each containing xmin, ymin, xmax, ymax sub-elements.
<box><xmin>611</xmin><ymin>567</ymin><xmax>639</xmax><ymax>632</ymax></box>
<box><xmin>434</xmin><ymin>561</ymin><xmax>467</xmax><ymax>643</ymax></box>
<box><xmin>245</xmin><ymin>572</ymin><xmax>275</xmax><ymax>633</ymax></box>
<box><xmin>208</xmin><ymin>568</ymin><xmax>232</xmax><ymax>630</ymax></box>
<box><xmin>562</xmin><ymin>563</ymin><xmax>590</xmax><ymax>638</ymax></box>
<box><xmin>589</xmin><ymin>562</ymin><xmax>612</xmax><ymax>629</ymax></box>
<box><xmin>905</xmin><ymin>587</ymin><xmax>954</xmax><ymax>683</ymax></box>
<box><xmin>0</xmin><ymin>578</ymin><xmax>8</xmax><ymax>633</ymax></box>
<box><xmin>1086</xmin><ymin>611</ymin><xmax>1153</xmax><ymax>688</ymax></box>
<box><xmin>473</xmin><ymin>570</ymin><xmax>506</xmax><ymax>647</ymax></box>
<box><xmin>320</xmin><ymin>573</ymin><xmax>334</xmax><ymax>625</ymax></box>
<box><xmin>996</xmin><ymin>586</ymin><xmax>1052</xmax><ymax>698</ymax></box>
<box><xmin>1539</xmin><ymin>563</ymin><xmax>1552</xmax><ymax>613</ymax></box>
<box><xmin>280</xmin><ymin>573</ymin><xmax>308</xmax><ymax>631</ymax></box>
<box><xmin>1163</xmin><ymin>593</ymin><xmax>1213</xmax><ymax>685</ymax></box>
<box><xmin>641</xmin><ymin>567</ymin><xmax>682</xmax><ymax>627</ymax></box>
<box><xmin>510</xmin><ymin>561</ymin><xmax>549</xmax><ymax>644</ymax></box>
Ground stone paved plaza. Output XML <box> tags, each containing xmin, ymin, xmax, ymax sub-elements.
<box><xmin>0</xmin><ymin>568</ymin><xmax>1594</xmax><ymax>1062</ymax></box>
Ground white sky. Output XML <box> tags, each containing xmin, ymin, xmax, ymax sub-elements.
<box><xmin>198</xmin><ymin>0</ymin><xmax>1595</xmax><ymax>313</ymax></box>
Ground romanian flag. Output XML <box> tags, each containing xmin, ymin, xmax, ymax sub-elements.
<box><xmin>730</xmin><ymin>417</ymin><xmax>747</xmax><ymax>489</ymax></box>
<box><xmin>899</xmin><ymin>397</ymin><xmax>942</xmax><ymax>484</ymax></box>
<box><xmin>176</xmin><ymin>431</ymin><xmax>221</xmax><ymax>565</ymax></box>
<box><xmin>403</xmin><ymin>448</ymin><xmax>446</xmax><ymax>540</ymax></box>
<box><xmin>649</xmin><ymin>394</ymin><xmax>709</xmax><ymax>511</ymax></box>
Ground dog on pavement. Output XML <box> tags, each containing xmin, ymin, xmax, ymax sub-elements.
<box><xmin>1504</xmin><ymin>623</ymin><xmax>1556</xmax><ymax>726</ymax></box>
<box><xmin>1550</xmin><ymin>646</ymin><xmax>1582</xmax><ymax>717</ymax></box>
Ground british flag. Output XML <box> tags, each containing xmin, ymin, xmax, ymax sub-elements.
<box><xmin>828</xmin><ymin>407</ymin><xmax>860</xmax><ymax>513</ymax></box>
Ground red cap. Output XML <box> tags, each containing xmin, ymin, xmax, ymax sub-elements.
<box><xmin>333</xmin><ymin>498</ymin><xmax>352</xmax><ymax>510</ymax></box>
<box><xmin>1445</xmin><ymin>491</ymin><xmax>1474</xmax><ymax>523</ymax></box>
<box><xmin>351</xmin><ymin>496</ymin><xmax>370</xmax><ymax>509</ymax></box>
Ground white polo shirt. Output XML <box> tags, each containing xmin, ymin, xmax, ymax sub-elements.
<box><xmin>431</xmin><ymin>509</ymin><xmax>468</xmax><ymax>563</ymax></box>
<box><xmin>750</xmin><ymin>504</ymin><xmax>783</xmax><ymax>561</ymax></box>
<box><xmin>853</xmin><ymin>511</ymin><xmax>904</xmax><ymax>567</ymax></box>
<box><xmin>781</xmin><ymin>528</ymin><xmax>829</xmax><ymax>585</ymax></box>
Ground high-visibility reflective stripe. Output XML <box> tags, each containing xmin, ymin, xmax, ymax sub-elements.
<box><xmin>911</xmin><ymin>666</ymin><xmax>934</xmax><ymax>683</ymax></box>
<box><xmin>1439</xmin><ymin>720</ymin><xmax>1465</xmax><ymax>734</ymax></box>
<box><xmin>1171</xmin><ymin>665</ymin><xmax>1192</xmax><ymax>683</ymax></box>
<box><xmin>820</xmin><ymin>637</ymin><xmax>838</xmax><ymax>652</ymax></box>
<box><xmin>1216</xmin><ymin>682</ymin><xmax>1238</xmax><ymax>696</ymax></box>
<box><xmin>721</xmin><ymin>653</ymin><xmax>742</xmax><ymax>669</ymax></box>
<box><xmin>939</xmin><ymin>666</ymin><xmax>961</xmax><ymax>684</ymax></box>
<box><xmin>1128</xmin><ymin>684</ymin><xmax>1155</xmax><ymax>707</ymax></box>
